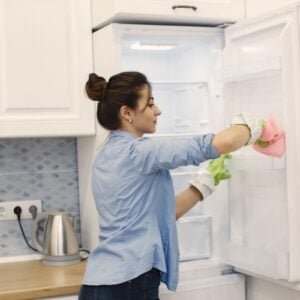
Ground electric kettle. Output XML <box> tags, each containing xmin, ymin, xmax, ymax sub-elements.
<box><xmin>32</xmin><ymin>212</ymin><xmax>80</xmax><ymax>265</ymax></box>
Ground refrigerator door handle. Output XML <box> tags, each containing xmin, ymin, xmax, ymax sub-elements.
<box><xmin>172</xmin><ymin>5</ymin><xmax>197</xmax><ymax>11</ymax></box>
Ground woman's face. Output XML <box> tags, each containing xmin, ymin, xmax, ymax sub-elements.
<box><xmin>130</xmin><ymin>85</ymin><xmax>161</xmax><ymax>137</ymax></box>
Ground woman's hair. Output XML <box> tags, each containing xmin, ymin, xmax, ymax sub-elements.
<box><xmin>85</xmin><ymin>71</ymin><xmax>151</xmax><ymax>130</ymax></box>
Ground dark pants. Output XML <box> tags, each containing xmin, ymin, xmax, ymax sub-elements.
<box><xmin>79</xmin><ymin>268</ymin><xmax>161</xmax><ymax>300</ymax></box>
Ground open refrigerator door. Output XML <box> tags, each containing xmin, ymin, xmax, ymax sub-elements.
<box><xmin>219</xmin><ymin>4</ymin><xmax>300</xmax><ymax>286</ymax></box>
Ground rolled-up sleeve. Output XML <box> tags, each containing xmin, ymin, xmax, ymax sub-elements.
<box><xmin>129</xmin><ymin>134</ymin><xmax>220</xmax><ymax>174</ymax></box>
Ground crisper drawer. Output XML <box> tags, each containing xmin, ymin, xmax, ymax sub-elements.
<box><xmin>177</xmin><ymin>215</ymin><xmax>212</xmax><ymax>261</ymax></box>
<box><xmin>160</xmin><ymin>273</ymin><xmax>245</xmax><ymax>300</ymax></box>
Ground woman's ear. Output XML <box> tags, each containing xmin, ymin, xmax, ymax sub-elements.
<box><xmin>120</xmin><ymin>105</ymin><xmax>133</xmax><ymax>123</ymax></box>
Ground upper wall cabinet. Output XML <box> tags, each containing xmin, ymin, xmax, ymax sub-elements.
<box><xmin>246</xmin><ymin>0</ymin><xmax>296</xmax><ymax>18</ymax></box>
<box><xmin>0</xmin><ymin>0</ymin><xmax>95</xmax><ymax>138</ymax></box>
<box><xmin>92</xmin><ymin>0</ymin><xmax>245</xmax><ymax>30</ymax></box>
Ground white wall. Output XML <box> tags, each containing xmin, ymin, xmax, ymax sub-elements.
<box><xmin>246</xmin><ymin>276</ymin><xmax>300</xmax><ymax>300</ymax></box>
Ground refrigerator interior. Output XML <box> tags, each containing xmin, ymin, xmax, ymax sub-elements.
<box><xmin>121</xmin><ymin>27</ymin><xmax>225</xmax><ymax>135</ymax></box>
<box><xmin>119</xmin><ymin>26</ymin><xmax>228</xmax><ymax>262</ymax></box>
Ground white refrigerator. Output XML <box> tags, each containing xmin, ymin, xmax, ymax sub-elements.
<box><xmin>78</xmin><ymin>3</ymin><xmax>300</xmax><ymax>299</ymax></box>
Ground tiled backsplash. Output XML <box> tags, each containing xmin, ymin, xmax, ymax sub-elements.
<box><xmin>0</xmin><ymin>138</ymin><xmax>81</xmax><ymax>257</ymax></box>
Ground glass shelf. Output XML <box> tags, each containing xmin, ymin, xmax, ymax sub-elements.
<box><xmin>144</xmin><ymin>80</ymin><xmax>212</xmax><ymax>135</ymax></box>
<box><xmin>151</xmin><ymin>80</ymin><xmax>207</xmax><ymax>88</ymax></box>
<box><xmin>146</xmin><ymin>131</ymin><xmax>206</xmax><ymax>138</ymax></box>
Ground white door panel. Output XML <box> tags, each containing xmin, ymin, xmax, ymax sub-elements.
<box><xmin>92</xmin><ymin>0</ymin><xmax>245</xmax><ymax>29</ymax></box>
<box><xmin>222</xmin><ymin>4</ymin><xmax>300</xmax><ymax>281</ymax></box>
<box><xmin>0</xmin><ymin>0</ymin><xmax>95</xmax><ymax>137</ymax></box>
<box><xmin>246</xmin><ymin>0</ymin><xmax>298</xmax><ymax>18</ymax></box>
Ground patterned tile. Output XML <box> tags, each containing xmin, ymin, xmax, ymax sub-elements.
<box><xmin>0</xmin><ymin>138</ymin><xmax>82</xmax><ymax>257</ymax></box>
<box><xmin>0</xmin><ymin>172</ymin><xmax>79</xmax><ymax>210</ymax></box>
<box><xmin>0</xmin><ymin>138</ymin><xmax>77</xmax><ymax>173</ymax></box>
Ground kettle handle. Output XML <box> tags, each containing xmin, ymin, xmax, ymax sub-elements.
<box><xmin>31</xmin><ymin>213</ymin><xmax>48</xmax><ymax>253</ymax></box>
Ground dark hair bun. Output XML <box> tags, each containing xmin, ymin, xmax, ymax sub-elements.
<box><xmin>85</xmin><ymin>73</ymin><xmax>107</xmax><ymax>102</ymax></box>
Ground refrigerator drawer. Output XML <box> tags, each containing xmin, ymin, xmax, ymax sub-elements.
<box><xmin>177</xmin><ymin>216</ymin><xmax>212</xmax><ymax>261</ymax></box>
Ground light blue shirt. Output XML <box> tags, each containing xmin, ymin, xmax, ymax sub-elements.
<box><xmin>82</xmin><ymin>130</ymin><xmax>220</xmax><ymax>291</ymax></box>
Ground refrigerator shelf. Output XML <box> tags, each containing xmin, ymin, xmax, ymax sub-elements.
<box><xmin>217</xmin><ymin>56</ymin><xmax>282</xmax><ymax>83</ymax></box>
<box><xmin>151</xmin><ymin>80</ymin><xmax>207</xmax><ymax>85</ymax></box>
<box><xmin>152</xmin><ymin>81</ymin><xmax>207</xmax><ymax>92</ymax></box>
<box><xmin>170</xmin><ymin>171</ymin><xmax>199</xmax><ymax>176</ymax></box>
<box><xmin>223</xmin><ymin>242</ymin><xmax>289</xmax><ymax>280</ymax></box>
<box><xmin>146</xmin><ymin>132</ymin><xmax>206</xmax><ymax>138</ymax></box>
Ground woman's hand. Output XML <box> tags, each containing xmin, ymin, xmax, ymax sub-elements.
<box><xmin>212</xmin><ymin>112</ymin><xmax>264</xmax><ymax>154</ymax></box>
<box><xmin>230</xmin><ymin>112</ymin><xmax>264</xmax><ymax>145</ymax></box>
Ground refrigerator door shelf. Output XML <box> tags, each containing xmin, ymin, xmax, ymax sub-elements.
<box><xmin>223</xmin><ymin>243</ymin><xmax>289</xmax><ymax>279</ymax></box>
<box><xmin>178</xmin><ymin>259</ymin><xmax>234</xmax><ymax>281</ymax></box>
<box><xmin>216</xmin><ymin>56</ymin><xmax>282</xmax><ymax>83</ymax></box>
<box><xmin>160</xmin><ymin>273</ymin><xmax>245</xmax><ymax>300</ymax></box>
<box><xmin>228</xmin><ymin>150</ymin><xmax>286</xmax><ymax>171</ymax></box>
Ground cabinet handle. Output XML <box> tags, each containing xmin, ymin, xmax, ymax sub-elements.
<box><xmin>172</xmin><ymin>5</ymin><xmax>197</xmax><ymax>11</ymax></box>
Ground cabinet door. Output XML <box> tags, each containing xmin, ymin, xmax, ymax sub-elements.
<box><xmin>0</xmin><ymin>0</ymin><xmax>95</xmax><ymax>138</ymax></box>
<box><xmin>246</xmin><ymin>0</ymin><xmax>296</xmax><ymax>18</ymax></box>
<box><xmin>92</xmin><ymin>0</ymin><xmax>245</xmax><ymax>29</ymax></box>
<box><xmin>221</xmin><ymin>4</ymin><xmax>300</xmax><ymax>283</ymax></box>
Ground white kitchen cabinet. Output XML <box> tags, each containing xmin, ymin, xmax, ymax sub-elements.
<box><xmin>92</xmin><ymin>0</ymin><xmax>245</xmax><ymax>29</ymax></box>
<box><xmin>246</xmin><ymin>0</ymin><xmax>298</xmax><ymax>18</ymax></box>
<box><xmin>0</xmin><ymin>0</ymin><xmax>95</xmax><ymax>138</ymax></box>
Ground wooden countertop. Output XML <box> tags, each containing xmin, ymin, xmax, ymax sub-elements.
<box><xmin>0</xmin><ymin>259</ymin><xmax>87</xmax><ymax>300</ymax></box>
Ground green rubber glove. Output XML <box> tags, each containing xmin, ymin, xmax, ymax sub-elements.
<box><xmin>207</xmin><ymin>153</ymin><xmax>232</xmax><ymax>185</ymax></box>
<box><xmin>254</xmin><ymin>119</ymin><xmax>269</xmax><ymax>147</ymax></box>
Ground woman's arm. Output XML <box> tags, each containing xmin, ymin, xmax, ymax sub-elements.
<box><xmin>212</xmin><ymin>125</ymin><xmax>250</xmax><ymax>154</ymax></box>
<box><xmin>175</xmin><ymin>186</ymin><xmax>203</xmax><ymax>220</ymax></box>
<box><xmin>176</xmin><ymin>114</ymin><xmax>263</xmax><ymax>219</ymax></box>
<box><xmin>175</xmin><ymin>126</ymin><xmax>250</xmax><ymax>219</ymax></box>
<box><xmin>175</xmin><ymin>155</ymin><xmax>230</xmax><ymax>219</ymax></box>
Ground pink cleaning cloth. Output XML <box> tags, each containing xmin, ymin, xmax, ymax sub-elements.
<box><xmin>252</xmin><ymin>114</ymin><xmax>286</xmax><ymax>158</ymax></box>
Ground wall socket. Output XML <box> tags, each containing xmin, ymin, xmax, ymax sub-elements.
<box><xmin>0</xmin><ymin>200</ymin><xmax>42</xmax><ymax>221</ymax></box>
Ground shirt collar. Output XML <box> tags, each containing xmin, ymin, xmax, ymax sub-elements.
<box><xmin>110</xmin><ymin>130</ymin><xmax>137</xmax><ymax>140</ymax></box>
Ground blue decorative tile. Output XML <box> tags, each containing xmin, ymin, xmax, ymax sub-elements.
<box><xmin>0</xmin><ymin>138</ymin><xmax>77</xmax><ymax>174</ymax></box>
<box><xmin>0</xmin><ymin>138</ymin><xmax>82</xmax><ymax>257</ymax></box>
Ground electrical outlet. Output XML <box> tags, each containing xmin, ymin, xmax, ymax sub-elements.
<box><xmin>0</xmin><ymin>200</ymin><xmax>42</xmax><ymax>220</ymax></box>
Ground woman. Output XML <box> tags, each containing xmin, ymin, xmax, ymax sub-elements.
<box><xmin>79</xmin><ymin>71</ymin><xmax>262</xmax><ymax>300</ymax></box>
